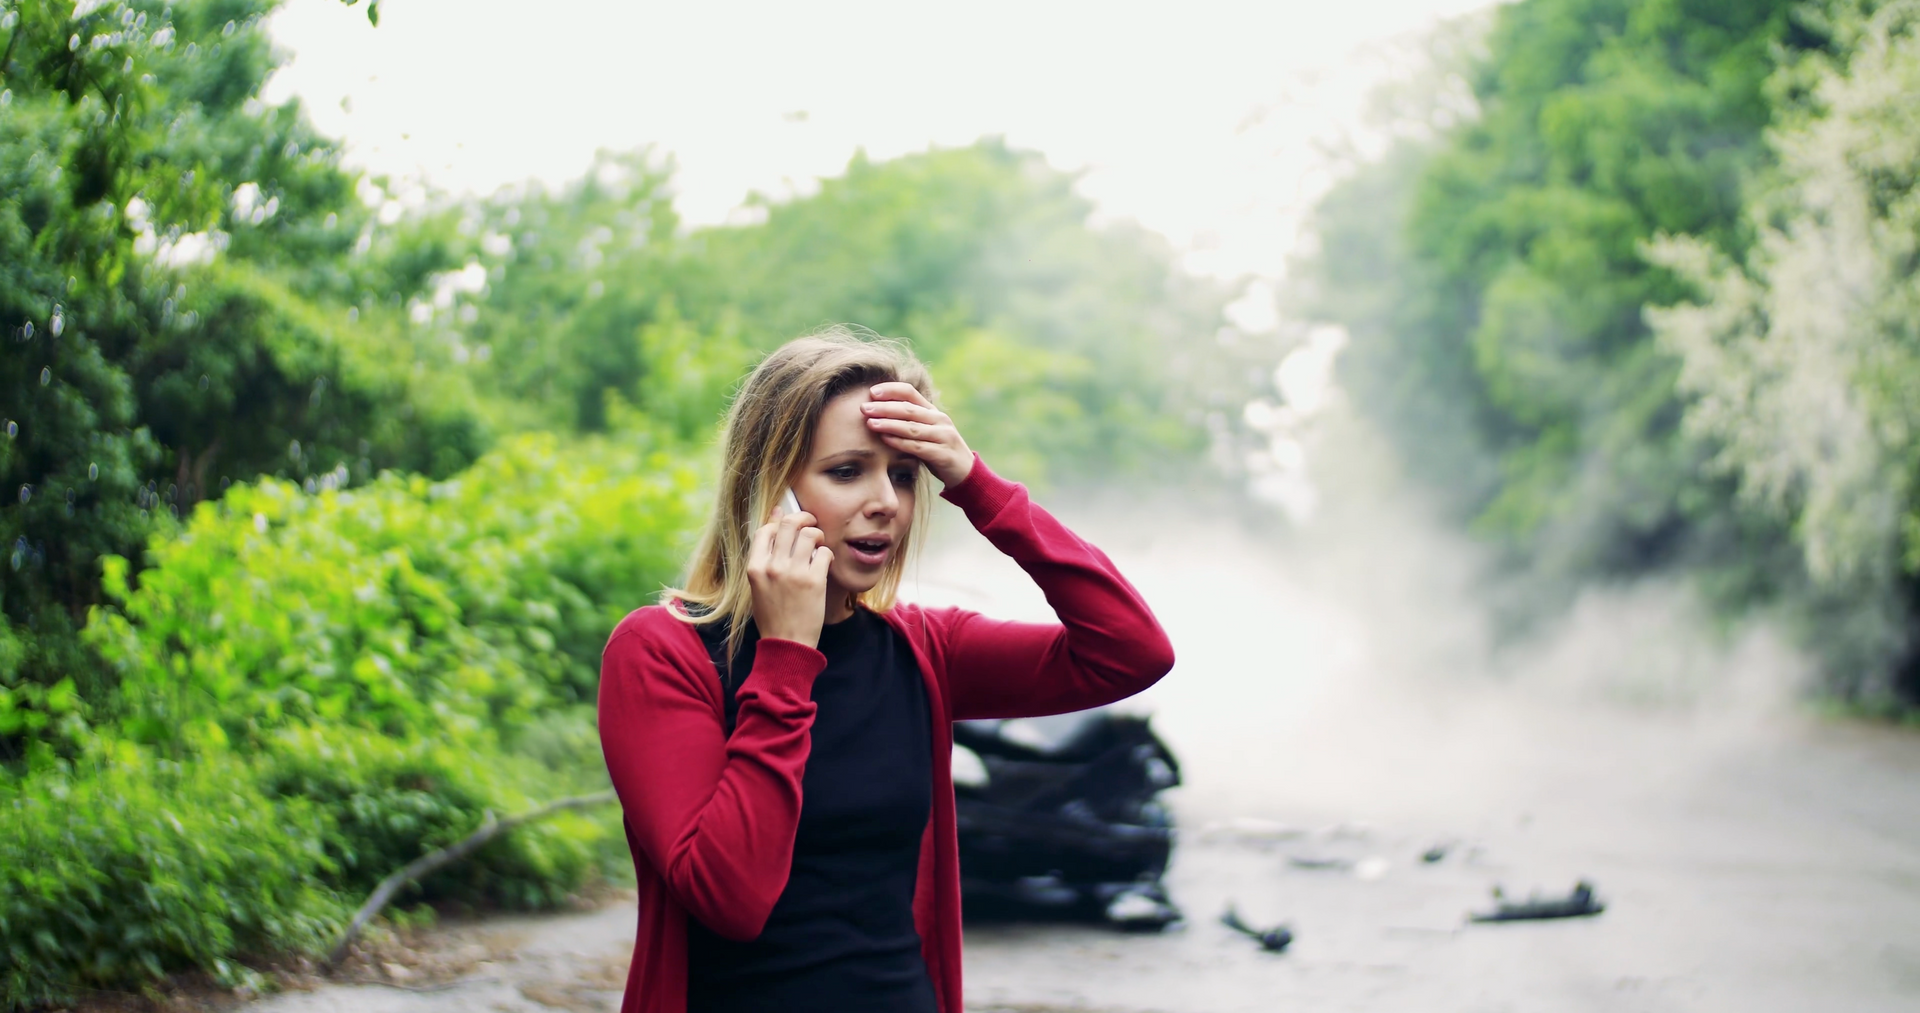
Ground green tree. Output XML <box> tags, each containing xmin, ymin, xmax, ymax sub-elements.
<box><xmin>459</xmin><ymin>140</ymin><xmax>1245</xmax><ymax>482</ymax></box>
<box><xmin>0</xmin><ymin>0</ymin><xmax>485</xmax><ymax>740</ymax></box>
<box><xmin>455</xmin><ymin>149</ymin><xmax>697</xmax><ymax>433</ymax></box>
<box><xmin>1409</xmin><ymin>0</ymin><xmax>1798</xmax><ymax>570</ymax></box>
<box><xmin>684</xmin><ymin>140</ymin><xmax>1242</xmax><ymax>481</ymax></box>
<box><xmin>1296</xmin><ymin>0</ymin><xmax>1807</xmax><ymax>583</ymax></box>
<box><xmin>1647</xmin><ymin>0</ymin><xmax>1920</xmax><ymax>700</ymax></box>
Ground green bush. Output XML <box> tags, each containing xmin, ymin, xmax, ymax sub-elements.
<box><xmin>0</xmin><ymin>727</ymin><xmax>625</xmax><ymax>1009</ymax></box>
<box><xmin>0</xmin><ymin>753</ymin><xmax>343</xmax><ymax>1006</ymax></box>
<box><xmin>86</xmin><ymin>431</ymin><xmax>701</xmax><ymax>753</ymax></box>
<box><xmin>261</xmin><ymin>724</ymin><xmax>619</xmax><ymax>909</ymax></box>
<box><xmin>1</xmin><ymin>431</ymin><xmax>698</xmax><ymax>1007</ymax></box>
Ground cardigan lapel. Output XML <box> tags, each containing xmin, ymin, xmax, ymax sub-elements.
<box><xmin>883</xmin><ymin>603</ymin><xmax>962</xmax><ymax>1013</ymax></box>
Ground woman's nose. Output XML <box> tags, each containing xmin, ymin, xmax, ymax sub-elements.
<box><xmin>866</xmin><ymin>476</ymin><xmax>899</xmax><ymax>516</ymax></box>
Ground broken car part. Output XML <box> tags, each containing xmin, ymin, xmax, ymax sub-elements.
<box><xmin>953</xmin><ymin>708</ymin><xmax>1182</xmax><ymax>929</ymax></box>
<box><xmin>1221</xmin><ymin>905</ymin><xmax>1294</xmax><ymax>952</ymax></box>
<box><xmin>1469</xmin><ymin>880</ymin><xmax>1605</xmax><ymax>922</ymax></box>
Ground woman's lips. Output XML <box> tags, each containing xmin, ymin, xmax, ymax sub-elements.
<box><xmin>844</xmin><ymin>537</ymin><xmax>891</xmax><ymax>566</ymax></box>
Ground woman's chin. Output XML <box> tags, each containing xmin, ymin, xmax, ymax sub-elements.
<box><xmin>830</xmin><ymin>568</ymin><xmax>885</xmax><ymax>598</ymax></box>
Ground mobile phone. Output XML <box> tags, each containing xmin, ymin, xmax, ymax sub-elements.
<box><xmin>777</xmin><ymin>487</ymin><xmax>802</xmax><ymax>517</ymax></box>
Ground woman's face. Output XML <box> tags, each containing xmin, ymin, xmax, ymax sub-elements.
<box><xmin>790</xmin><ymin>390</ymin><xmax>922</xmax><ymax>601</ymax></box>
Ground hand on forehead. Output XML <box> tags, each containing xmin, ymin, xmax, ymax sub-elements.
<box><xmin>812</xmin><ymin>388</ymin><xmax>917</xmax><ymax>460</ymax></box>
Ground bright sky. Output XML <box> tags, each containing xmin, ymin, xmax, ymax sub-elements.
<box><xmin>264</xmin><ymin>0</ymin><xmax>1494</xmax><ymax>294</ymax></box>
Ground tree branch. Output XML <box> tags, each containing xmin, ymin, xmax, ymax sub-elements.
<box><xmin>325</xmin><ymin>789</ymin><xmax>617</xmax><ymax>966</ymax></box>
<box><xmin>1</xmin><ymin>14</ymin><xmax>23</xmax><ymax>82</ymax></box>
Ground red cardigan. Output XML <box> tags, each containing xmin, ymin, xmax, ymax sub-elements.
<box><xmin>597</xmin><ymin>457</ymin><xmax>1175</xmax><ymax>1013</ymax></box>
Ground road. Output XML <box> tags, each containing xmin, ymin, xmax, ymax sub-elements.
<box><xmin>248</xmin><ymin>492</ymin><xmax>1920</xmax><ymax>1012</ymax></box>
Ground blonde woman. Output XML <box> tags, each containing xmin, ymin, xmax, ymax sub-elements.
<box><xmin>598</xmin><ymin>330</ymin><xmax>1174</xmax><ymax>1013</ymax></box>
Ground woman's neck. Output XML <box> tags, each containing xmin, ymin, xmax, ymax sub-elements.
<box><xmin>823</xmin><ymin>582</ymin><xmax>858</xmax><ymax>625</ymax></box>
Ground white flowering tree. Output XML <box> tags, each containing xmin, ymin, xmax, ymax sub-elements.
<box><xmin>1648</xmin><ymin>0</ymin><xmax>1920</xmax><ymax>700</ymax></box>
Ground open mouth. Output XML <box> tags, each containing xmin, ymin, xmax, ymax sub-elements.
<box><xmin>845</xmin><ymin>537</ymin><xmax>891</xmax><ymax>565</ymax></box>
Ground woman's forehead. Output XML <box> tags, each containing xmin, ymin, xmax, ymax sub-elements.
<box><xmin>811</xmin><ymin>392</ymin><xmax>911</xmax><ymax>462</ymax></box>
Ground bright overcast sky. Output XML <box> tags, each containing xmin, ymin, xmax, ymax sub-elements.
<box><xmin>264</xmin><ymin>0</ymin><xmax>1495</xmax><ymax>291</ymax></box>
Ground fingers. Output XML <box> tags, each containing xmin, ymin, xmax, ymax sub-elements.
<box><xmin>861</xmin><ymin>401</ymin><xmax>951</xmax><ymax>440</ymax></box>
<box><xmin>860</xmin><ymin>398</ymin><xmax>945</xmax><ymax>421</ymax></box>
<box><xmin>862</xmin><ymin>392</ymin><xmax>955</xmax><ymax>456</ymax></box>
<box><xmin>776</xmin><ymin>514</ymin><xmax>822</xmax><ymax>561</ymax></box>
<box><xmin>748</xmin><ymin>518</ymin><xmax>778</xmax><ymax>574</ymax></box>
<box><xmin>780</xmin><ymin>513</ymin><xmax>829</xmax><ymax>558</ymax></box>
<box><xmin>752</xmin><ymin>513</ymin><xmax>822</xmax><ymax>570</ymax></box>
<box><xmin>877</xmin><ymin>432</ymin><xmax>945</xmax><ymax>455</ymax></box>
<box><xmin>767</xmin><ymin>513</ymin><xmax>795</xmax><ymax>562</ymax></box>
<box><xmin>868</xmin><ymin>382</ymin><xmax>973</xmax><ymax>488</ymax></box>
<box><xmin>868</xmin><ymin>381</ymin><xmax>934</xmax><ymax>409</ymax></box>
<box><xmin>791</xmin><ymin>522</ymin><xmax>824</xmax><ymax>565</ymax></box>
<box><xmin>863</xmin><ymin>414</ymin><xmax>942</xmax><ymax>442</ymax></box>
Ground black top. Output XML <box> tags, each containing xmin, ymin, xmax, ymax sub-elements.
<box><xmin>687</xmin><ymin>610</ymin><xmax>938</xmax><ymax>1013</ymax></box>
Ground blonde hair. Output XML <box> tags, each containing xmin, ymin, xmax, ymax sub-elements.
<box><xmin>663</xmin><ymin>327</ymin><xmax>938</xmax><ymax>665</ymax></box>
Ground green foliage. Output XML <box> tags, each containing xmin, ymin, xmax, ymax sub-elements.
<box><xmin>1</xmin><ymin>0</ymin><xmax>1246</xmax><ymax>1000</ymax></box>
<box><xmin>454</xmin><ymin>149</ymin><xmax>691</xmax><ymax>434</ymax></box>
<box><xmin>1298</xmin><ymin>1</ymin><xmax>1797</xmax><ymax>565</ymax></box>
<box><xmin>0</xmin><ymin>722</ymin><xmax>617</xmax><ymax>1007</ymax></box>
<box><xmin>1399</xmin><ymin>0</ymin><xmax>1795</xmax><ymax>570</ymax></box>
<box><xmin>686</xmin><ymin>141</ymin><xmax>1243</xmax><ymax>482</ymax></box>
<box><xmin>260</xmin><ymin>724</ymin><xmax>616</xmax><ymax>907</ymax></box>
<box><xmin>1646</xmin><ymin>0</ymin><xmax>1920</xmax><ymax>699</ymax></box>
<box><xmin>456</xmin><ymin>141</ymin><xmax>1242</xmax><ymax>484</ymax></box>
<box><xmin>4</xmin><ymin>432</ymin><xmax>686</xmax><ymax>1005</ymax></box>
<box><xmin>929</xmin><ymin>328</ymin><xmax>1099</xmax><ymax>484</ymax></box>
<box><xmin>1298</xmin><ymin>0</ymin><xmax>1920</xmax><ymax>699</ymax></box>
<box><xmin>0</xmin><ymin>0</ymin><xmax>489</xmax><ymax>727</ymax></box>
<box><xmin>1291</xmin><ymin>141</ymin><xmax>1505</xmax><ymax>515</ymax></box>
<box><xmin>1</xmin><ymin>752</ymin><xmax>343</xmax><ymax>1006</ymax></box>
<box><xmin>88</xmin><ymin>432</ymin><xmax>699</xmax><ymax>746</ymax></box>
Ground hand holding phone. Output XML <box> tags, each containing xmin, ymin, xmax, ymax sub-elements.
<box><xmin>751</xmin><ymin>485</ymin><xmax>829</xmax><ymax>646</ymax></box>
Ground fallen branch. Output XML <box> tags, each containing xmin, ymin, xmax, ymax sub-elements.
<box><xmin>325</xmin><ymin>789</ymin><xmax>617</xmax><ymax>966</ymax></box>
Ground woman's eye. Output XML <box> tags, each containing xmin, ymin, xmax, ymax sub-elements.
<box><xmin>891</xmin><ymin>468</ymin><xmax>917</xmax><ymax>487</ymax></box>
<box><xmin>829</xmin><ymin>466</ymin><xmax>859</xmax><ymax>481</ymax></box>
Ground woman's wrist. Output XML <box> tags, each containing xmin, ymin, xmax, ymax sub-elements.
<box><xmin>938</xmin><ymin>454</ymin><xmax>1016</xmax><ymax>520</ymax></box>
<box><xmin>749</xmin><ymin>636</ymin><xmax>828</xmax><ymax>686</ymax></box>
<box><xmin>934</xmin><ymin>451</ymin><xmax>975</xmax><ymax>489</ymax></box>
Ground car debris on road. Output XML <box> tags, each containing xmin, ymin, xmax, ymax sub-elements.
<box><xmin>1221</xmin><ymin>905</ymin><xmax>1294</xmax><ymax>952</ymax></box>
<box><xmin>953</xmin><ymin>707</ymin><xmax>1182</xmax><ymax>930</ymax></box>
<box><xmin>1469</xmin><ymin>880</ymin><xmax>1605</xmax><ymax>922</ymax></box>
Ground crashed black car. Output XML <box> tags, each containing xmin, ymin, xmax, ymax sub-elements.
<box><xmin>951</xmin><ymin>707</ymin><xmax>1182</xmax><ymax>928</ymax></box>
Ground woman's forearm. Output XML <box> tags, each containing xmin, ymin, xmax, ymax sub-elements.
<box><xmin>598</xmin><ymin>624</ymin><xmax>824</xmax><ymax>939</ymax></box>
<box><xmin>936</xmin><ymin>458</ymin><xmax>1175</xmax><ymax>719</ymax></box>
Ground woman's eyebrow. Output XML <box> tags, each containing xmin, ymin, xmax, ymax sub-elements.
<box><xmin>814</xmin><ymin>448</ymin><xmax>877</xmax><ymax>465</ymax></box>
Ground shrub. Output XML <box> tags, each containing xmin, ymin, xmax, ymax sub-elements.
<box><xmin>85</xmin><ymin>431</ymin><xmax>701</xmax><ymax>752</ymax></box>
<box><xmin>0</xmin><ymin>753</ymin><xmax>344</xmax><ymax>1007</ymax></box>
<box><xmin>2</xmin><ymin>431</ymin><xmax>698</xmax><ymax>1005</ymax></box>
<box><xmin>261</xmin><ymin>725</ymin><xmax>619</xmax><ymax>909</ymax></box>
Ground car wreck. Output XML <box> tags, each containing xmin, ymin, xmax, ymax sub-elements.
<box><xmin>951</xmin><ymin>707</ymin><xmax>1182</xmax><ymax>929</ymax></box>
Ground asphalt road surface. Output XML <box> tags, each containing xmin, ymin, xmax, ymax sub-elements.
<box><xmin>247</xmin><ymin>494</ymin><xmax>1920</xmax><ymax>1013</ymax></box>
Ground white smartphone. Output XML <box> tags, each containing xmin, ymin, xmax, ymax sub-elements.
<box><xmin>777</xmin><ymin>486</ymin><xmax>802</xmax><ymax>517</ymax></box>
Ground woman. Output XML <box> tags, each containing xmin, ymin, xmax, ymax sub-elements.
<box><xmin>598</xmin><ymin>330</ymin><xmax>1174</xmax><ymax>1013</ymax></box>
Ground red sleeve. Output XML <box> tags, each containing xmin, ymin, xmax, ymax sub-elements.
<box><xmin>597</xmin><ymin>610</ymin><xmax>825</xmax><ymax>940</ymax></box>
<box><xmin>934</xmin><ymin>456</ymin><xmax>1176</xmax><ymax>720</ymax></box>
